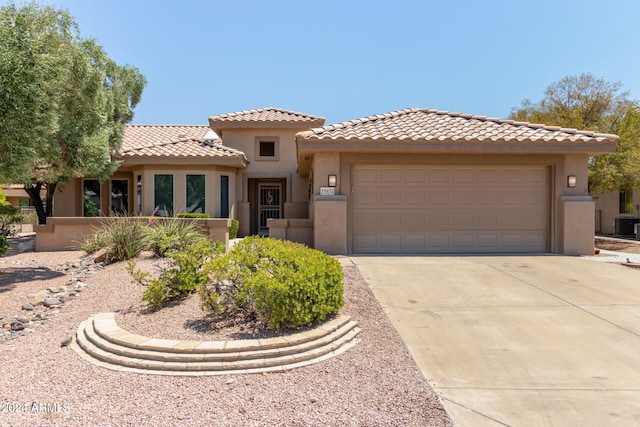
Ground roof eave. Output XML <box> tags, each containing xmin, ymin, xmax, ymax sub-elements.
<box><xmin>209</xmin><ymin>119</ymin><xmax>325</xmax><ymax>133</ymax></box>
<box><xmin>121</xmin><ymin>156</ymin><xmax>247</xmax><ymax>168</ymax></box>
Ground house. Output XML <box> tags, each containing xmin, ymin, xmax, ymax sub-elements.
<box><xmin>40</xmin><ymin>107</ymin><xmax>618</xmax><ymax>255</ymax></box>
<box><xmin>593</xmin><ymin>189</ymin><xmax>640</xmax><ymax>236</ymax></box>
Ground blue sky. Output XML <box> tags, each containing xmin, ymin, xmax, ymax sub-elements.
<box><xmin>15</xmin><ymin>0</ymin><xmax>640</xmax><ymax>126</ymax></box>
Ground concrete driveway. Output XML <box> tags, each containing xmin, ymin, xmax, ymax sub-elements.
<box><xmin>351</xmin><ymin>255</ymin><xmax>640</xmax><ymax>426</ymax></box>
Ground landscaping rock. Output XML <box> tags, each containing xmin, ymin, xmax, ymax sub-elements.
<box><xmin>21</xmin><ymin>303</ymin><xmax>34</xmax><ymax>311</ymax></box>
<box><xmin>10</xmin><ymin>321</ymin><xmax>25</xmax><ymax>331</ymax></box>
<box><xmin>91</xmin><ymin>248</ymin><xmax>109</xmax><ymax>263</ymax></box>
<box><xmin>29</xmin><ymin>290</ymin><xmax>50</xmax><ymax>306</ymax></box>
<box><xmin>16</xmin><ymin>317</ymin><xmax>31</xmax><ymax>324</ymax></box>
<box><xmin>43</xmin><ymin>298</ymin><xmax>62</xmax><ymax>308</ymax></box>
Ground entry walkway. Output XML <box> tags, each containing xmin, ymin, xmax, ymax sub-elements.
<box><xmin>352</xmin><ymin>255</ymin><xmax>640</xmax><ymax>426</ymax></box>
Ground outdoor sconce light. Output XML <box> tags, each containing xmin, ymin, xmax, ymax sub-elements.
<box><xmin>328</xmin><ymin>174</ymin><xmax>337</xmax><ymax>187</ymax></box>
<box><xmin>567</xmin><ymin>175</ymin><xmax>577</xmax><ymax>188</ymax></box>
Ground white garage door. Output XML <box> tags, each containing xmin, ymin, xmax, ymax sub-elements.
<box><xmin>352</xmin><ymin>165</ymin><xmax>550</xmax><ymax>253</ymax></box>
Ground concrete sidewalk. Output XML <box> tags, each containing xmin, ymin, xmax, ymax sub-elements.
<box><xmin>352</xmin><ymin>255</ymin><xmax>640</xmax><ymax>426</ymax></box>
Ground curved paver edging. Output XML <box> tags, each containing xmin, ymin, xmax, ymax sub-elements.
<box><xmin>71</xmin><ymin>312</ymin><xmax>360</xmax><ymax>376</ymax></box>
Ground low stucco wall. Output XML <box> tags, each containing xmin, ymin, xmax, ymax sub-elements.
<box><xmin>35</xmin><ymin>217</ymin><xmax>231</xmax><ymax>252</ymax></box>
<box><xmin>267</xmin><ymin>218</ymin><xmax>313</xmax><ymax>247</ymax></box>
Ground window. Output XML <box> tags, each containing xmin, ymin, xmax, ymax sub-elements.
<box><xmin>136</xmin><ymin>175</ymin><xmax>142</xmax><ymax>215</ymax></box>
<box><xmin>154</xmin><ymin>174</ymin><xmax>173</xmax><ymax>216</ymax></box>
<box><xmin>83</xmin><ymin>180</ymin><xmax>101</xmax><ymax>217</ymax></box>
<box><xmin>186</xmin><ymin>174</ymin><xmax>206</xmax><ymax>213</ymax></box>
<box><xmin>255</xmin><ymin>137</ymin><xmax>279</xmax><ymax>160</ymax></box>
<box><xmin>220</xmin><ymin>175</ymin><xmax>229</xmax><ymax>218</ymax></box>
<box><xmin>620</xmin><ymin>190</ymin><xmax>634</xmax><ymax>214</ymax></box>
<box><xmin>260</xmin><ymin>141</ymin><xmax>275</xmax><ymax>157</ymax></box>
<box><xmin>111</xmin><ymin>179</ymin><xmax>129</xmax><ymax>215</ymax></box>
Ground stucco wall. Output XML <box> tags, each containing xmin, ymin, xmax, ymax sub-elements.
<box><xmin>306</xmin><ymin>151</ymin><xmax>596</xmax><ymax>255</ymax></box>
<box><xmin>35</xmin><ymin>217</ymin><xmax>231</xmax><ymax>252</ymax></box>
<box><xmin>593</xmin><ymin>189</ymin><xmax>640</xmax><ymax>235</ymax></box>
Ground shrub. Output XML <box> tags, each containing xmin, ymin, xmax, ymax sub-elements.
<box><xmin>201</xmin><ymin>236</ymin><xmax>344</xmax><ymax>330</ymax></box>
<box><xmin>102</xmin><ymin>216</ymin><xmax>149</xmax><ymax>262</ymax></box>
<box><xmin>146</xmin><ymin>218</ymin><xmax>206</xmax><ymax>256</ymax></box>
<box><xmin>142</xmin><ymin>238</ymin><xmax>224</xmax><ymax>310</ymax></box>
<box><xmin>80</xmin><ymin>230</ymin><xmax>110</xmax><ymax>254</ymax></box>
<box><xmin>80</xmin><ymin>216</ymin><xmax>149</xmax><ymax>262</ymax></box>
<box><xmin>0</xmin><ymin>235</ymin><xmax>8</xmax><ymax>256</ymax></box>
<box><xmin>229</xmin><ymin>219</ymin><xmax>239</xmax><ymax>239</ymax></box>
<box><xmin>177</xmin><ymin>213</ymin><xmax>209</xmax><ymax>219</ymax></box>
<box><xmin>0</xmin><ymin>204</ymin><xmax>23</xmax><ymax>237</ymax></box>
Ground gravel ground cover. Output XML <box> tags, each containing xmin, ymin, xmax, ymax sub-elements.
<box><xmin>0</xmin><ymin>249</ymin><xmax>452</xmax><ymax>427</ymax></box>
<box><xmin>595</xmin><ymin>237</ymin><xmax>640</xmax><ymax>254</ymax></box>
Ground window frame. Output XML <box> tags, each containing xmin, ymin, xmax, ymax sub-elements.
<box><xmin>255</xmin><ymin>136</ymin><xmax>280</xmax><ymax>161</ymax></box>
<box><xmin>620</xmin><ymin>190</ymin><xmax>634</xmax><ymax>214</ymax></box>
<box><xmin>153</xmin><ymin>174</ymin><xmax>174</xmax><ymax>217</ymax></box>
<box><xmin>186</xmin><ymin>174</ymin><xmax>206</xmax><ymax>214</ymax></box>
<box><xmin>82</xmin><ymin>179</ymin><xmax>101</xmax><ymax>217</ymax></box>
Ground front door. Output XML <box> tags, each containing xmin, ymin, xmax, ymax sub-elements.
<box><xmin>258</xmin><ymin>183</ymin><xmax>282</xmax><ymax>235</ymax></box>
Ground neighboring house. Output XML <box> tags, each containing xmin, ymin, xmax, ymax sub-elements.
<box><xmin>593</xmin><ymin>189</ymin><xmax>640</xmax><ymax>236</ymax></box>
<box><xmin>41</xmin><ymin>107</ymin><xmax>619</xmax><ymax>255</ymax></box>
<box><xmin>1</xmin><ymin>184</ymin><xmax>38</xmax><ymax>207</ymax></box>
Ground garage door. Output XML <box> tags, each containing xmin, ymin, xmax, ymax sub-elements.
<box><xmin>352</xmin><ymin>165</ymin><xmax>550</xmax><ymax>253</ymax></box>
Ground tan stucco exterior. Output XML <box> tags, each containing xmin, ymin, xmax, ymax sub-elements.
<box><xmin>593</xmin><ymin>189</ymin><xmax>640</xmax><ymax>235</ymax></box>
<box><xmin>32</xmin><ymin>107</ymin><xmax>617</xmax><ymax>255</ymax></box>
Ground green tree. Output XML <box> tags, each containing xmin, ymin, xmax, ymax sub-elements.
<box><xmin>509</xmin><ymin>73</ymin><xmax>640</xmax><ymax>193</ymax></box>
<box><xmin>0</xmin><ymin>3</ymin><xmax>146</xmax><ymax>224</ymax></box>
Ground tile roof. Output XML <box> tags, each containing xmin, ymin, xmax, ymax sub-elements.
<box><xmin>208</xmin><ymin>107</ymin><xmax>325</xmax><ymax>129</ymax></box>
<box><xmin>122</xmin><ymin>139</ymin><xmax>246</xmax><ymax>159</ymax></box>
<box><xmin>120</xmin><ymin>125</ymin><xmax>246</xmax><ymax>162</ymax></box>
<box><xmin>296</xmin><ymin>108</ymin><xmax>619</xmax><ymax>144</ymax></box>
<box><xmin>121</xmin><ymin>125</ymin><xmax>215</xmax><ymax>152</ymax></box>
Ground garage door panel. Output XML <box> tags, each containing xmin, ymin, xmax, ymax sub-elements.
<box><xmin>379</xmin><ymin>191</ymin><xmax>402</xmax><ymax>205</ymax></box>
<box><xmin>403</xmin><ymin>191</ymin><xmax>425</xmax><ymax>205</ymax></box>
<box><xmin>428</xmin><ymin>191</ymin><xmax>450</xmax><ymax>205</ymax></box>
<box><xmin>403</xmin><ymin>169</ymin><xmax>426</xmax><ymax>182</ymax></box>
<box><xmin>353</xmin><ymin>190</ymin><xmax>377</xmax><ymax>205</ymax></box>
<box><xmin>352</xmin><ymin>165</ymin><xmax>550</xmax><ymax>253</ymax></box>
<box><xmin>452</xmin><ymin>169</ymin><xmax>474</xmax><ymax>183</ymax></box>
<box><xmin>476</xmin><ymin>192</ymin><xmax>498</xmax><ymax>205</ymax></box>
<box><xmin>380</xmin><ymin>169</ymin><xmax>402</xmax><ymax>183</ymax></box>
<box><xmin>474</xmin><ymin>211</ymin><xmax>499</xmax><ymax>229</ymax></box>
<box><xmin>428</xmin><ymin>169</ymin><xmax>450</xmax><ymax>182</ymax></box>
<box><xmin>476</xmin><ymin>169</ymin><xmax>499</xmax><ymax>182</ymax></box>
<box><xmin>453</xmin><ymin>192</ymin><xmax>474</xmax><ymax>205</ymax></box>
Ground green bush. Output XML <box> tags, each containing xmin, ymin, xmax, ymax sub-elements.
<box><xmin>80</xmin><ymin>230</ymin><xmax>110</xmax><ymax>254</ymax></box>
<box><xmin>229</xmin><ymin>219</ymin><xmax>239</xmax><ymax>239</ymax></box>
<box><xmin>0</xmin><ymin>235</ymin><xmax>8</xmax><ymax>256</ymax></box>
<box><xmin>145</xmin><ymin>218</ymin><xmax>207</xmax><ymax>256</ymax></box>
<box><xmin>202</xmin><ymin>236</ymin><xmax>344</xmax><ymax>330</ymax></box>
<box><xmin>177</xmin><ymin>213</ymin><xmax>209</xmax><ymax>219</ymax></box>
<box><xmin>142</xmin><ymin>238</ymin><xmax>225</xmax><ymax>310</ymax></box>
<box><xmin>87</xmin><ymin>216</ymin><xmax>149</xmax><ymax>262</ymax></box>
<box><xmin>0</xmin><ymin>204</ymin><xmax>23</xmax><ymax>237</ymax></box>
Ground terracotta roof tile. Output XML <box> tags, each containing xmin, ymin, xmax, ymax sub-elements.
<box><xmin>296</xmin><ymin>108</ymin><xmax>619</xmax><ymax>144</ymax></box>
<box><xmin>121</xmin><ymin>125</ymin><xmax>215</xmax><ymax>152</ymax></box>
<box><xmin>122</xmin><ymin>139</ymin><xmax>246</xmax><ymax>159</ymax></box>
<box><xmin>208</xmin><ymin>107</ymin><xmax>325</xmax><ymax>128</ymax></box>
<box><xmin>120</xmin><ymin>125</ymin><xmax>246</xmax><ymax>163</ymax></box>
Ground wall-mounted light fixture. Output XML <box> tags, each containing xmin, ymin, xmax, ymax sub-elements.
<box><xmin>567</xmin><ymin>175</ymin><xmax>577</xmax><ymax>188</ymax></box>
<box><xmin>328</xmin><ymin>174</ymin><xmax>337</xmax><ymax>187</ymax></box>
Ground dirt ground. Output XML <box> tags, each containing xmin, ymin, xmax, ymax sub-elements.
<box><xmin>595</xmin><ymin>238</ymin><xmax>640</xmax><ymax>254</ymax></box>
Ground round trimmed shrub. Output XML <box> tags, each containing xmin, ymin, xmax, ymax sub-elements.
<box><xmin>202</xmin><ymin>236</ymin><xmax>344</xmax><ymax>329</ymax></box>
